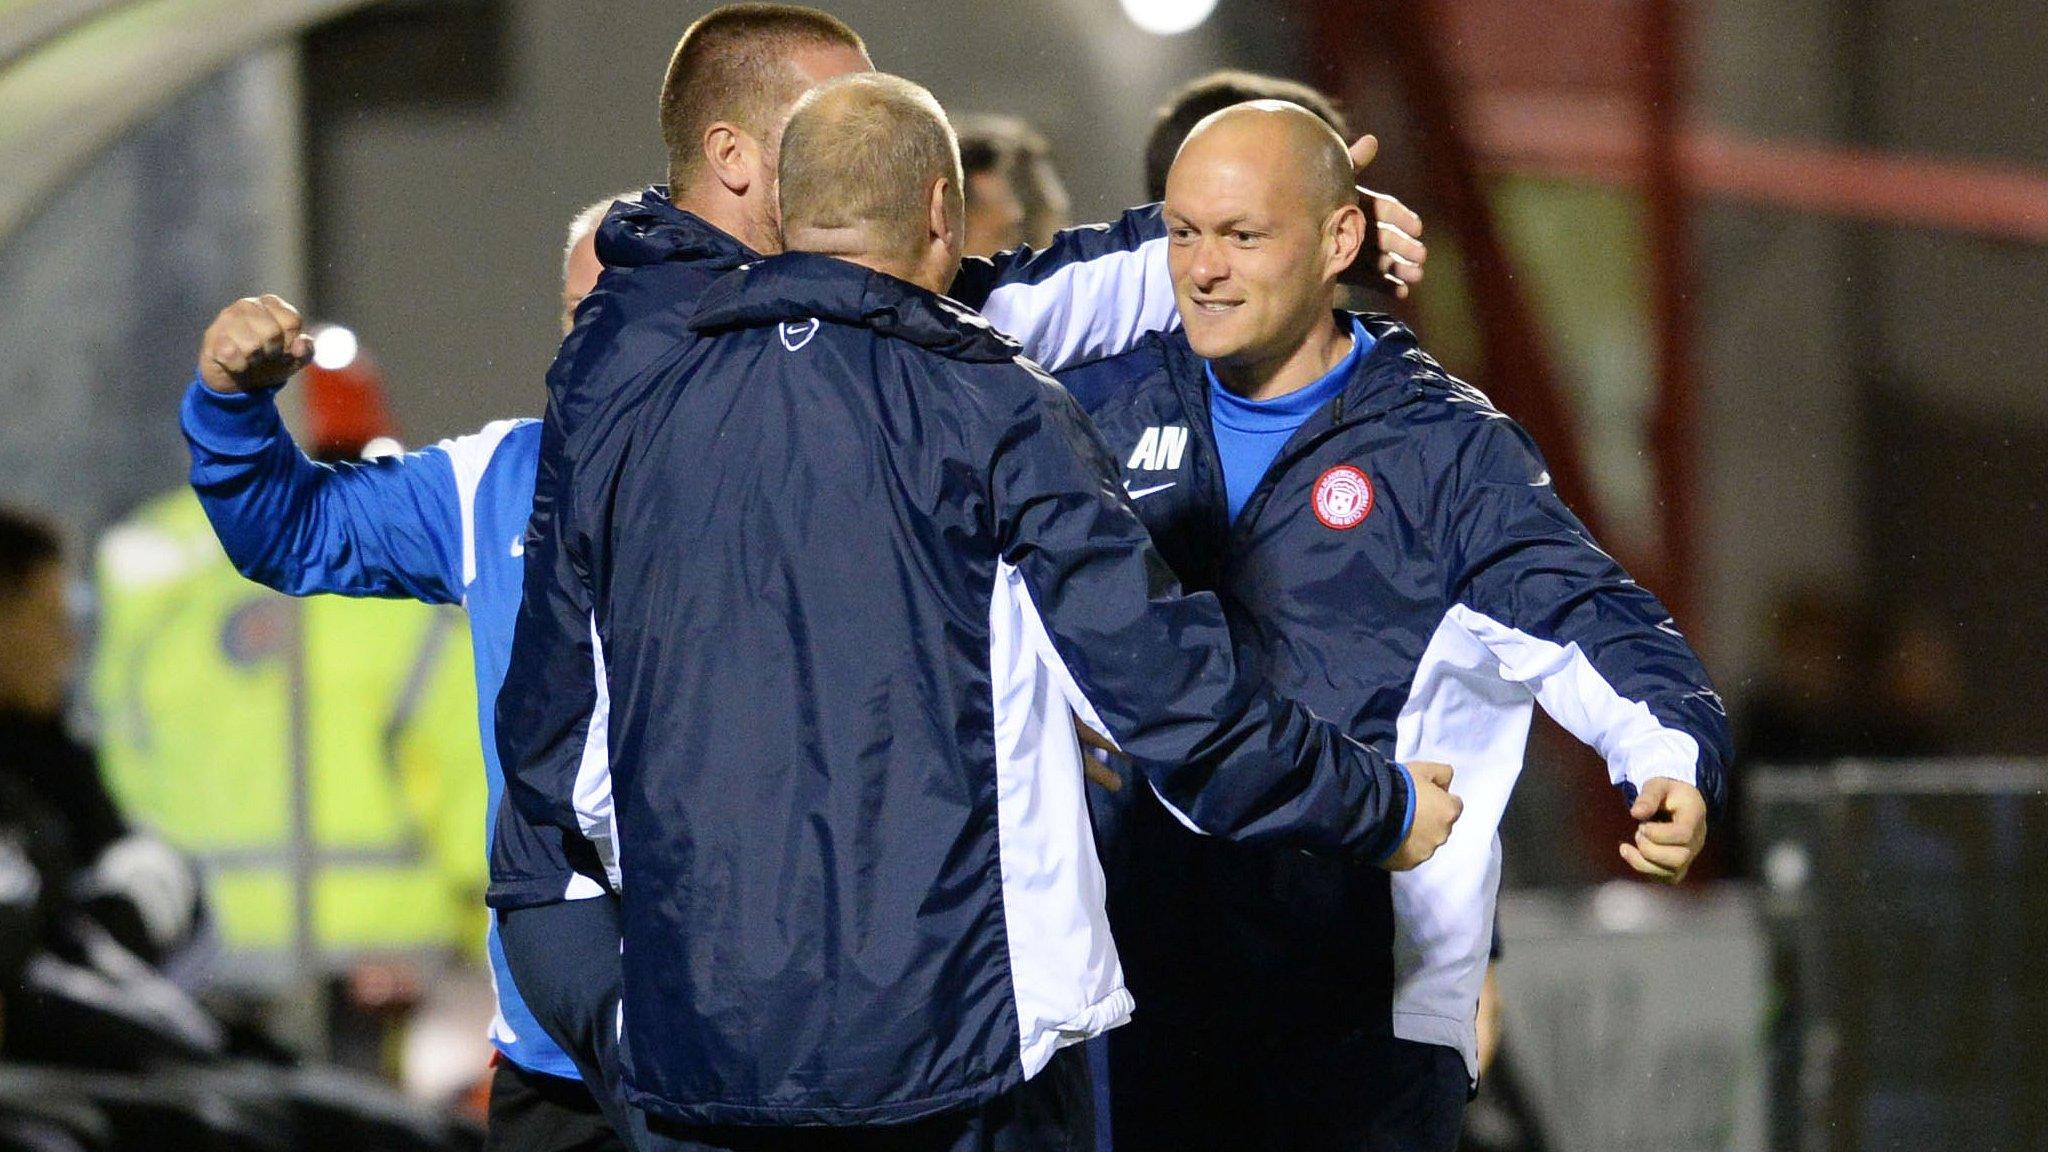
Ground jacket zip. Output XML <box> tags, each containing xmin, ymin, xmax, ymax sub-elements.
<box><xmin>1161</xmin><ymin>336</ymin><xmax>1407</xmax><ymax>551</ymax></box>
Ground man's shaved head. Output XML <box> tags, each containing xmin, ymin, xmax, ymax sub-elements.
<box><xmin>778</xmin><ymin>72</ymin><xmax>965</xmax><ymax>289</ymax></box>
<box><xmin>1163</xmin><ymin>100</ymin><xmax>1369</xmax><ymax>397</ymax></box>
<box><xmin>1178</xmin><ymin>100</ymin><xmax>1356</xmax><ymax>219</ymax></box>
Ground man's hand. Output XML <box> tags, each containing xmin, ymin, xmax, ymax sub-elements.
<box><xmin>199</xmin><ymin>294</ymin><xmax>314</xmax><ymax>394</ymax></box>
<box><xmin>1620</xmin><ymin>776</ymin><xmax>1708</xmax><ymax>884</ymax></box>
<box><xmin>1382</xmin><ymin>760</ymin><xmax>1461</xmax><ymax>871</ymax></box>
<box><xmin>1348</xmin><ymin>134</ymin><xmax>1427</xmax><ymax>299</ymax></box>
<box><xmin>1074</xmin><ymin>720</ymin><xmax>1125</xmax><ymax>792</ymax></box>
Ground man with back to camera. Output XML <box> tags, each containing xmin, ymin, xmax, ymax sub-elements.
<box><xmin>550</xmin><ymin>71</ymin><xmax>1461</xmax><ymax>1151</ymax></box>
<box><xmin>1058</xmin><ymin>101</ymin><xmax>1732</xmax><ymax>1151</ymax></box>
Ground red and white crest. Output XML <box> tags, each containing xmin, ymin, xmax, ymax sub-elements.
<box><xmin>1312</xmin><ymin>465</ymin><xmax>1374</xmax><ymax>530</ymax></box>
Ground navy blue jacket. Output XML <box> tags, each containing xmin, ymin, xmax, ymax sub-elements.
<box><xmin>548</xmin><ymin>254</ymin><xmax>1409</xmax><ymax>1126</ymax></box>
<box><xmin>495</xmin><ymin>189</ymin><xmax>1184</xmax><ymax>902</ymax></box>
<box><xmin>1062</xmin><ymin>316</ymin><xmax>1731</xmax><ymax>1076</ymax></box>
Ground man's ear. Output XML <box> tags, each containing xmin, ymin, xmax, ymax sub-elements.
<box><xmin>928</xmin><ymin>176</ymin><xmax>957</xmax><ymax>247</ymax></box>
<box><xmin>1324</xmin><ymin>202</ymin><xmax>1370</xmax><ymax>283</ymax></box>
<box><xmin>703</xmin><ymin>123</ymin><xmax>756</xmax><ymax>196</ymax></box>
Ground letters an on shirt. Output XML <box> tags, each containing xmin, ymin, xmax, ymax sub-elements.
<box><xmin>1127</xmin><ymin>425</ymin><xmax>1189</xmax><ymax>472</ymax></box>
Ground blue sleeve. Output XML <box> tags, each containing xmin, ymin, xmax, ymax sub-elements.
<box><xmin>990</xmin><ymin>370</ymin><xmax>1410</xmax><ymax>855</ymax></box>
<box><xmin>494</xmin><ymin>386</ymin><xmax>610</xmax><ymax>867</ymax></box>
<box><xmin>951</xmin><ymin>204</ymin><xmax>1177</xmax><ymax>373</ymax></box>
<box><xmin>1445</xmin><ymin>416</ymin><xmax>1732</xmax><ymax>819</ymax></box>
<box><xmin>182</xmin><ymin>376</ymin><xmax>466</xmax><ymax>604</ymax></box>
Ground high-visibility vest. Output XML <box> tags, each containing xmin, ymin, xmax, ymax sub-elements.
<box><xmin>92</xmin><ymin>490</ymin><xmax>486</xmax><ymax>987</ymax></box>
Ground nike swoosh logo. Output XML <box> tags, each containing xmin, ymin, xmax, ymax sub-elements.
<box><xmin>1124</xmin><ymin>481</ymin><xmax>1176</xmax><ymax>500</ymax></box>
<box><xmin>1531</xmin><ymin>471</ymin><xmax>1552</xmax><ymax>487</ymax></box>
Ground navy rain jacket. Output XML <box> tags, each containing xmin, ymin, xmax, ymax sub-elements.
<box><xmin>1061</xmin><ymin>315</ymin><xmax>1731</xmax><ymax>1077</ymax></box>
<box><xmin>566</xmin><ymin>254</ymin><xmax>1410</xmax><ymax>1126</ymax></box>
<box><xmin>495</xmin><ymin>189</ymin><xmax>1181</xmax><ymax>901</ymax></box>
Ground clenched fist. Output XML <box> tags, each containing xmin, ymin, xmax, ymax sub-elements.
<box><xmin>1620</xmin><ymin>776</ymin><xmax>1708</xmax><ymax>884</ymax></box>
<box><xmin>198</xmin><ymin>294</ymin><xmax>314</xmax><ymax>395</ymax></box>
<box><xmin>1381</xmin><ymin>759</ymin><xmax>1461</xmax><ymax>871</ymax></box>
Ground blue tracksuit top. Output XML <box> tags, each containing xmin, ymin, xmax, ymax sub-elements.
<box><xmin>182</xmin><ymin>391</ymin><xmax>586</xmax><ymax>1078</ymax></box>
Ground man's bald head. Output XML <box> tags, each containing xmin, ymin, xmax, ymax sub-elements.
<box><xmin>1173</xmin><ymin>100</ymin><xmax>1356</xmax><ymax>220</ymax></box>
<box><xmin>1162</xmin><ymin>100</ymin><xmax>1370</xmax><ymax>395</ymax></box>
<box><xmin>778</xmin><ymin>72</ymin><xmax>965</xmax><ymax>290</ymax></box>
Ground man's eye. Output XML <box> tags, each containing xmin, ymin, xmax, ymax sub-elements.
<box><xmin>1168</xmin><ymin>227</ymin><xmax>1196</xmax><ymax>242</ymax></box>
<box><xmin>1230</xmin><ymin>231</ymin><xmax>1260</xmax><ymax>245</ymax></box>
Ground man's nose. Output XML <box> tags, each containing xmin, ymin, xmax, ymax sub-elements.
<box><xmin>1189</xmin><ymin>239</ymin><xmax>1228</xmax><ymax>290</ymax></box>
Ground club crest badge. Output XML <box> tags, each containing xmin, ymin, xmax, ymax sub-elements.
<box><xmin>1312</xmin><ymin>465</ymin><xmax>1373</xmax><ymax>530</ymax></box>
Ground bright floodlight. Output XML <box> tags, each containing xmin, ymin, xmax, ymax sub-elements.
<box><xmin>312</xmin><ymin>325</ymin><xmax>359</xmax><ymax>370</ymax></box>
<box><xmin>1119</xmin><ymin>0</ymin><xmax>1217</xmax><ymax>36</ymax></box>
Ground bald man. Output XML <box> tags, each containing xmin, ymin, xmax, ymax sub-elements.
<box><xmin>568</xmin><ymin>73</ymin><xmax>1451</xmax><ymax>1151</ymax></box>
<box><xmin>1060</xmin><ymin>102</ymin><xmax>1731</xmax><ymax>1151</ymax></box>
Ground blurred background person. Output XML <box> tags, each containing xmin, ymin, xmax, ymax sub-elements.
<box><xmin>0</xmin><ymin>505</ymin><xmax>478</xmax><ymax>1152</ymax></box>
<box><xmin>0</xmin><ymin>506</ymin><xmax>209</xmax><ymax>1058</ymax></box>
<box><xmin>1736</xmin><ymin>585</ymin><xmax>1875</xmax><ymax>766</ymax></box>
<box><xmin>957</xmin><ymin>113</ymin><xmax>1072</xmax><ymax>255</ymax></box>
<box><xmin>1143</xmin><ymin>69</ymin><xmax>1354</xmax><ymax>204</ymax></box>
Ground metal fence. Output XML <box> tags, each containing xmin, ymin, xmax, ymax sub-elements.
<box><xmin>1749</xmin><ymin>760</ymin><xmax>2048</xmax><ymax>1151</ymax></box>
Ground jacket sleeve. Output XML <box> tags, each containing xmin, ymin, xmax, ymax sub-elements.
<box><xmin>1444</xmin><ymin>416</ymin><xmax>1731</xmax><ymax>817</ymax></box>
<box><xmin>493</xmin><ymin>396</ymin><xmax>617</xmax><ymax>884</ymax></box>
<box><xmin>182</xmin><ymin>377</ymin><xmax>467</xmax><ymax>604</ymax></box>
<box><xmin>950</xmin><ymin>205</ymin><xmax>1177</xmax><ymax>372</ymax></box>
<box><xmin>989</xmin><ymin>371</ymin><xmax>1411</xmax><ymax>855</ymax></box>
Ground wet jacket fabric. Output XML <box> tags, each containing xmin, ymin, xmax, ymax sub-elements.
<box><xmin>494</xmin><ymin>189</ymin><xmax>1180</xmax><ymax>899</ymax></box>
<box><xmin>1059</xmin><ymin>315</ymin><xmax>1731</xmax><ymax>1078</ymax></box>
<box><xmin>535</xmin><ymin>253</ymin><xmax>1409</xmax><ymax>1126</ymax></box>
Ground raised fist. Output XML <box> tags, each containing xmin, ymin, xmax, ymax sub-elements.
<box><xmin>198</xmin><ymin>294</ymin><xmax>314</xmax><ymax>394</ymax></box>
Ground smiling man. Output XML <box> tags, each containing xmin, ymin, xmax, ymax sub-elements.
<box><xmin>1060</xmin><ymin>101</ymin><xmax>1732</xmax><ymax>1152</ymax></box>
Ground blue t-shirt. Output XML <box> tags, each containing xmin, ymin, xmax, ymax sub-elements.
<box><xmin>1206</xmin><ymin>317</ymin><xmax>1374</xmax><ymax>521</ymax></box>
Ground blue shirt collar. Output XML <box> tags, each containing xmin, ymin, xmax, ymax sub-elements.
<box><xmin>1206</xmin><ymin>316</ymin><xmax>1375</xmax><ymax>433</ymax></box>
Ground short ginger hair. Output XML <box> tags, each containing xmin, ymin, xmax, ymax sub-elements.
<box><xmin>658</xmin><ymin>4</ymin><xmax>867</xmax><ymax>188</ymax></box>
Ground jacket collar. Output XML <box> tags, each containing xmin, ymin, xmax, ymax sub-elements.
<box><xmin>690</xmin><ymin>251</ymin><xmax>1024</xmax><ymax>364</ymax></box>
<box><xmin>595</xmin><ymin>186</ymin><xmax>757</xmax><ymax>274</ymax></box>
<box><xmin>1164</xmin><ymin>312</ymin><xmax>1434</xmax><ymax>427</ymax></box>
